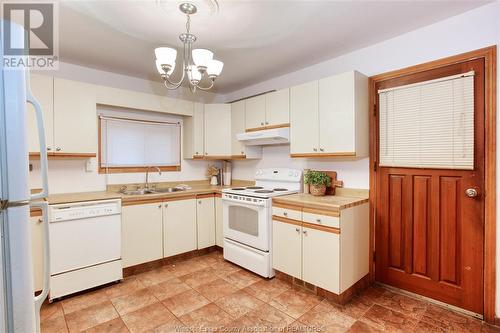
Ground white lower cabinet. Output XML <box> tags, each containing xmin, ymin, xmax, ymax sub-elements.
<box><xmin>302</xmin><ymin>226</ymin><xmax>340</xmax><ymax>293</ymax></box>
<box><xmin>197</xmin><ymin>196</ymin><xmax>216</xmax><ymax>249</ymax></box>
<box><xmin>163</xmin><ymin>199</ymin><xmax>197</xmax><ymax>257</ymax></box>
<box><xmin>215</xmin><ymin>196</ymin><xmax>223</xmax><ymax>247</ymax></box>
<box><xmin>272</xmin><ymin>221</ymin><xmax>301</xmax><ymax>278</ymax></box>
<box><xmin>30</xmin><ymin>215</ymin><xmax>44</xmax><ymax>292</ymax></box>
<box><xmin>122</xmin><ymin>203</ymin><xmax>163</xmax><ymax>268</ymax></box>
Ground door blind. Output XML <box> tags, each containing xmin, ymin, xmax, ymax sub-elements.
<box><xmin>378</xmin><ymin>71</ymin><xmax>474</xmax><ymax>170</ymax></box>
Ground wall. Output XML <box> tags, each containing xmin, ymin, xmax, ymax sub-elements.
<box><xmin>28</xmin><ymin>64</ymin><xmax>219</xmax><ymax>193</ymax></box>
<box><xmin>226</xmin><ymin>1</ymin><xmax>500</xmax><ymax>316</ymax></box>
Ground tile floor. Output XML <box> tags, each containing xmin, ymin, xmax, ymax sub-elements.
<box><xmin>40</xmin><ymin>251</ymin><xmax>499</xmax><ymax>333</ymax></box>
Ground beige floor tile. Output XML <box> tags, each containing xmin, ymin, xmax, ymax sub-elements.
<box><xmin>179</xmin><ymin>303</ymin><xmax>234</xmax><ymax>332</ymax></box>
<box><xmin>65</xmin><ymin>300</ymin><xmax>119</xmax><ymax>333</ymax></box>
<box><xmin>81</xmin><ymin>317</ymin><xmax>129</xmax><ymax>333</ymax></box>
<box><xmin>242</xmin><ymin>278</ymin><xmax>291</xmax><ymax>303</ymax></box>
<box><xmin>268</xmin><ymin>288</ymin><xmax>322</xmax><ymax>319</ymax></box>
<box><xmin>162</xmin><ymin>289</ymin><xmax>211</xmax><ymax>317</ymax></box>
<box><xmin>211</xmin><ymin>260</ymin><xmax>242</xmax><ymax>276</ymax></box>
<box><xmin>111</xmin><ymin>288</ymin><xmax>158</xmax><ymax>316</ymax></box>
<box><xmin>179</xmin><ymin>267</ymin><xmax>219</xmax><ymax>288</ymax></box>
<box><xmin>374</xmin><ymin>290</ymin><xmax>428</xmax><ymax>321</ymax></box>
<box><xmin>61</xmin><ymin>288</ymin><xmax>109</xmax><ymax>314</ymax></box>
<box><xmin>419</xmin><ymin>304</ymin><xmax>482</xmax><ymax>332</ymax></box>
<box><xmin>215</xmin><ymin>290</ymin><xmax>265</xmax><ymax>319</ymax></box>
<box><xmin>121</xmin><ymin>302</ymin><xmax>179</xmax><ymax>333</ymax></box>
<box><xmin>359</xmin><ymin>304</ymin><xmax>417</xmax><ymax>332</ymax></box>
<box><xmin>147</xmin><ymin>277</ymin><xmax>192</xmax><ymax>301</ymax></box>
<box><xmin>104</xmin><ymin>277</ymin><xmax>146</xmax><ymax>299</ymax></box>
<box><xmin>298</xmin><ymin>300</ymin><xmax>355</xmax><ymax>333</ymax></box>
<box><xmin>40</xmin><ymin>301</ymin><xmax>65</xmax><ymax>321</ymax></box>
<box><xmin>320</xmin><ymin>298</ymin><xmax>371</xmax><ymax>320</ymax></box>
<box><xmin>229</xmin><ymin>303</ymin><xmax>295</xmax><ymax>332</ymax></box>
<box><xmin>346</xmin><ymin>320</ymin><xmax>383</xmax><ymax>333</ymax></box>
<box><xmin>41</xmin><ymin>315</ymin><xmax>68</xmax><ymax>333</ymax></box>
<box><xmin>221</xmin><ymin>269</ymin><xmax>263</xmax><ymax>289</ymax></box>
<box><xmin>136</xmin><ymin>267</ymin><xmax>177</xmax><ymax>287</ymax></box>
<box><xmin>195</xmin><ymin>278</ymin><xmax>239</xmax><ymax>302</ymax></box>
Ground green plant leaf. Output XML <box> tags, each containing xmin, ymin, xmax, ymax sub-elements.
<box><xmin>304</xmin><ymin>170</ymin><xmax>331</xmax><ymax>186</ymax></box>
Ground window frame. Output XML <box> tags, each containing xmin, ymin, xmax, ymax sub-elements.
<box><xmin>98</xmin><ymin>115</ymin><xmax>181</xmax><ymax>174</ymax></box>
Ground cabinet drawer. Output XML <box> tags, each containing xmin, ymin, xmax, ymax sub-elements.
<box><xmin>273</xmin><ymin>206</ymin><xmax>302</xmax><ymax>221</ymax></box>
<box><xmin>302</xmin><ymin>212</ymin><xmax>339</xmax><ymax>228</ymax></box>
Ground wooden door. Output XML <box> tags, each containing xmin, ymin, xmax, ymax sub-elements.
<box><xmin>265</xmin><ymin>88</ymin><xmax>289</xmax><ymax>127</ymax></box>
<box><xmin>122</xmin><ymin>203</ymin><xmax>163</xmax><ymax>267</ymax></box>
<box><xmin>272</xmin><ymin>220</ymin><xmax>302</xmax><ymax>278</ymax></box>
<box><xmin>164</xmin><ymin>199</ymin><xmax>197</xmax><ymax>257</ymax></box>
<box><xmin>53</xmin><ymin>78</ymin><xmax>97</xmax><ymax>154</ymax></box>
<box><xmin>375</xmin><ymin>59</ymin><xmax>485</xmax><ymax>314</ymax></box>
<box><xmin>196</xmin><ymin>197</ymin><xmax>216</xmax><ymax>249</ymax></box>
<box><xmin>245</xmin><ymin>95</ymin><xmax>266</xmax><ymax>130</ymax></box>
<box><xmin>290</xmin><ymin>81</ymin><xmax>319</xmax><ymax>155</ymax></box>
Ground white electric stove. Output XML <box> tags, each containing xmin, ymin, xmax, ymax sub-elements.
<box><xmin>222</xmin><ymin>168</ymin><xmax>302</xmax><ymax>277</ymax></box>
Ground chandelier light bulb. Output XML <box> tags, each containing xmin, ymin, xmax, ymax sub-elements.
<box><xmin>154</xmin><ymin>47</ymin><xmax>177</xmax><ymax>67</ymax></box>
<box><xmin>189</xmin><ymin>65</ymin><xmax>202</xmax><ymax>83</ymax></box>
<box><xmin>155</xmin><ymin>59</ymin><xmax>175</xmax><ymax>75</ymax></box>
<box><xmin>192</xmin><ymin>48</ymin><xmax>214</xmax><ymax>70</ymax></box>
<box><xmin>207</xmin><ymin>59</ymin><xmax>224</xmax><ymax>78</ymax></box>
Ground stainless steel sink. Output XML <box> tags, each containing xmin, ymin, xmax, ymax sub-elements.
<box><xmin>119</xmin><ymin>187</ymin><xmax>185</xmax><ymax>195</ymax></box>
<box><xmin>152</xmin><ymin>187</ymin><xmax>184</xmax><ymax>193</ymax></box>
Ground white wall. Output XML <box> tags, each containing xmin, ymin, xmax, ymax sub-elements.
<box><xmin>227</xmin><ymin>1</ymin><xmax>500</xmax><ymax>316</ymax></box>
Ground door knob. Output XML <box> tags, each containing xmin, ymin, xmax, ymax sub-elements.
<box><xmin>465</xmin><ymin>188</ymin><xmax>478</xmax><ymax>198</ymax></box>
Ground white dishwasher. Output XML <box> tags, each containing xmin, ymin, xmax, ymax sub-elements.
<box><xmin>48</xmin><ymin>199</ymin><xmax>122</xmax><ymax>300</ymax></box>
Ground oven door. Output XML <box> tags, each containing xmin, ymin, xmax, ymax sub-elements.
<box><xmin>222</xmin><ymin>197</ymin><xmax>270</xmax><ymax>251</ymax></box>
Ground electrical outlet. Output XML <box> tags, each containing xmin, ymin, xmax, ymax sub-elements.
<box><xmin>85</xmin><ymin>159</ymin><xmax>94</xmax><ymax>172</ymax></box>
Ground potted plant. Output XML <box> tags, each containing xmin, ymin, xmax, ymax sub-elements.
<box><xmin>304</xmin><ymin>170</ymin><xmax>331</xmax><ymax>196</ymax></box>
<box><xmin>207</xmin><ymin>165</ymin><xmax>219</xmax><ymax>185</ymax></box>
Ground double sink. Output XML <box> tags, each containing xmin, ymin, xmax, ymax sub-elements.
<box><xmin>120</xmin><ymin>187</ymin><xmax>185</xmax><ymax>196</ymax></box>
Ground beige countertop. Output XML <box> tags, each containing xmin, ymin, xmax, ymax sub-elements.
<box><xmin>43</xmin><ymin>180</ymin><xmax>254</xmax><ymax>205</ymax></box>
<box><xmin>272</xmin><ymin>188</ymin><xmax>369</xmax><ymax>213</ymax></box>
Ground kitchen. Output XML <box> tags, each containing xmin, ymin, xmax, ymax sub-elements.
<box><xmin>1</xmin><ymin>1</ymin><xmax>499</xmax><ymax>332</ymax></box>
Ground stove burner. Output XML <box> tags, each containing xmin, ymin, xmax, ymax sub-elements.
<box><xmin>231</xmin><ymin>188</ymin><xmax>245</xmax><ymax>190</ymax></box>
<box><xmin>254</xmin><ymin>190</ymin><xmax>274</xmax><ymax>193</ymax></box>
<box><xmin>273</xmin><ymin>188</ymin><xmax>288</xmax><ymax>191</ymax></box>
<box><xmin>246</xmin><ymin>186</ymin><xmax>264</xmax><ymax>189</ymax></box>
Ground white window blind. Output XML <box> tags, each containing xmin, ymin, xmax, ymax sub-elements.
<box><xmin>100</xmin><ymin>117</ymin><xmax>181</xmax><ymax>168</ymax></box>
<box><xmin>378</xmin><ymin>71</ymin><xmax>474</xmax><ymax>170</ymax></box>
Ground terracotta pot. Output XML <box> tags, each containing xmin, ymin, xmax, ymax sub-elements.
<box><xmin>309</xmin><ymin>184</ymin><xmax>326</xmax><ymax>196</ymax></box>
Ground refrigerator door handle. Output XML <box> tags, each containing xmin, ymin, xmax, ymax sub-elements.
<box><xmin>31</xmin><ymin>201</ymin><xmax>50</xmax><ymax>332</ymax></box>
<box><xmin>26</xmin><ymin>74</ymin><xmax>49</xmax><ymax>200</ymax></box>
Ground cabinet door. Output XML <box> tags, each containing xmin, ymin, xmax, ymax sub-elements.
<box><xmin>272</xmin><ymin>220</ymin><xmax>301</xmax><ymax>278</ymax></box>
<box><xmin>290</xmin><ymin>81</ymin><xmax>319</xmax><ymax>155</ymax></box>
<box><xmin>27</xmin><ymin>74</ymin><xmax>54</xmax><ymax>153</ymax></box>
<box><xmin>163</xmin><ymin>199</ymin><xmax>197</xmax><ymax>257</ymax></box>
<box><xmin>231</xmin><ymin>101</ymin><xmax>246</xmax><ymax>156</ymax></box>
<box><xmin>204</xmin><ymin>104</ymin><xmax>231</xmax><ymax>156</ymax></box>
<box><xmin>193</xmin><ymin>102</ymin><xmax>205</xmax><ymax>157</ymax></box>
<box><xmin>215</xmin><ymin>196</ymin><xmax>223</xmax><ymax>247</ymax></box>
<box><xmin>197</xmin><ymin>196</ymin><xmax>216</xmax><ymax>249</ymax></box>
<box><xmin>53</xmin><ymin>78</ymin><xmax>97</xmax><ymax>153</ymax></box>
<box><xmin>265</xmin><ymin>88</ymin><xmax>289</xmax><ymax>127</ymax></box>
<box><xmin>302</xmin><ymin>227</ymin><xmax>340</xmax><ymax>293</ymax></box>
<box><xmin>30</xmin><ymin>215</ymin><xmax>44</xmax><ymax>292</ymax></box>
<box><xmin>245</xmin><ymin>95</ymin><xmax>266</xmax><ymax>130</ymax></box>
<box><xmin>122</xmin><ymin>203</ymin><xmax>163</xmax><ymax>268</ymax></box>
<box><xmin>319</xmin><ymin>72</ymin><xmax>355</xmax><ymax>154</ymax></box>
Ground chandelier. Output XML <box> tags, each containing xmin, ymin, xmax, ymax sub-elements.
<box><xmin>154</xmin><ymin>2</ymin><xmax>223</xmax><ymax>92</ymax></box>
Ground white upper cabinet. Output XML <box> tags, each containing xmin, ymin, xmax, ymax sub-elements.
<box><xmin>53</xmin><ymin>78</ymin><xmax>97</xmax><ymax>154</ymax></box>
<box><xmin>183</xmin><ymin>102</ymin><xmax>205</xmax><ymax>158</ymax></box>
<box><xmin>27</xmin><ymin>74</ymin><xmax>54</xmax><ymax>153</ymax></box>
<box><xmin>318</xmin><ymin>71</ymin><xmax>368</xmax><ymax>157</ymax></box>
<box><xmin>290</xmin><ymin>81</ymin><xmax>319</xmax><ymax>155</ymax></box>
<box><xmin>290</xmin><ymin>71</ymin><xmax>368</xmax><ymax>157</ymax></box>
<box><xmin>204</xmin><ymin>103</ymin><xmax>231</xmax><ymax>157</ymax></box>
<box><xmin>245</xmin><ymin>95</ymin><xmax>266</xmax><ymax>130</ymax></box>
<box><xmin>265</xmin><ymin>88</ymin><xmax>289</xmax><ymax>127</ymax></box>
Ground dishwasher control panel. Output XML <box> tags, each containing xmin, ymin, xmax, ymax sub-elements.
<box><xmin>50</xmin><ymin>199</ymin><xmax>121</xmax><ymax>222</ymax></box>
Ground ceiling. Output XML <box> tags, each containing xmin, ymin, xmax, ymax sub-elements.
<box><xmin>58</xmin><ymin>0</ymin><xmax>490</xmax><ymax>95</ymax></box>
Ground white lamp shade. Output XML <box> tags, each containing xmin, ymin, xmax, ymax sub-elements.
<box><xmin>155</xmin><ymin>47</ymin><xmax>177</xmax><ymax>66</ymax></box>
<box><xmin>155</xmin><ymin>59</ymin><xmax>175</xmax><ymax>75</ymax></box>
<box><xmin>207</xmin><ymin>59</ymin><xmax>224</xmax><ymax>76</ymax></box>
<box><xmin>189</xmin><ymin>65</ymin><xmax>202</xmax><ymax>82</ymax></box>
<box><xmin>192</xmin><ymin>48</ymin><xmax>213</xmax><ymax>68</ymax></box>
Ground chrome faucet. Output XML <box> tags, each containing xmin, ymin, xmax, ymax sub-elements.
<box><xmin>145</xmin><ymin>166</ymin><xmax>162</xmax><ymax>189</ymax></box>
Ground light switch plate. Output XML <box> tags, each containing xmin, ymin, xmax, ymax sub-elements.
<box><xmin>85</xmin><ymin>159</ymin><xmax>94</xmax><ymax>172</ymax></box>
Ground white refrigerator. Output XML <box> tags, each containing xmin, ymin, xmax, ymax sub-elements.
<box><xmin>0</xmin><ymin>21</ymin><xmax>51</xmax><ymax>332</ymax></box>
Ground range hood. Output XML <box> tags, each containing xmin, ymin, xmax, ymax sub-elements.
<box><xmin>237</xmin><ymin>127</ymin><xmax>290</xmax><ymax>146</ymax></box>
